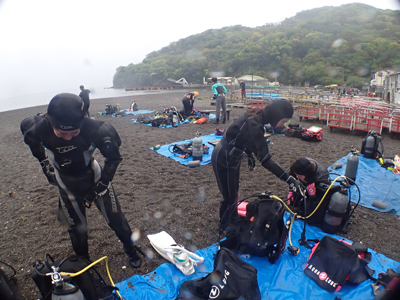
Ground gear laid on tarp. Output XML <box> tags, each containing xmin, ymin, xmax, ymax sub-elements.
<box><xmin>329</xmin><ymin>153</ymin><xmax>400</xmax><ymax>216</ymax></box>
<box><xmin>151</xmin><ymin>134</ymin><xmax>222</xmax><ymax>166</ymax></box>
<box><xmin>99</xmin><ymin>109</ymin><xmax>154</xmax><ymax>117</ymax></box>
<box><xmin>115</xmin><ymin>221</ymin><xmax>400</xmax><ymax>300</ymax></box>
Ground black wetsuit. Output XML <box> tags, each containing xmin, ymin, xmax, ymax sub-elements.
<box><xmin>182</xmin><ymin>93</ymin><xmax>195</xmax><ymax>117</ymax></box>
<box><xmin>79</xmin><ymin>89</ymin><xmax>91</xmax><ymax>117</ymax></box>
<box><xmin>240</xmin><ymin>81</ymin><xmax>246</xmax><ymax>99</ymax></box>
<box><xmin>211</xmin><ymin>113</ymin><xmax>289</xmax><ymax>228</ymax></box>
<box><xmin>20</xmin><ymin>115</ymin><xmax>136</xmax><ymax>257</ymax></box>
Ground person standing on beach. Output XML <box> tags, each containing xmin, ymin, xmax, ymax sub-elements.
<box><xmin>211</xmin><ymin>99</ymin><xmax>300</xmax><ymax>231</ymax></box>
<box><xmin>211</xmin><ymin>77</ymin><xmax>227</xmax><ymax>124</ymax></box>
<box><xmin>239</xmin><ymin>79</ymin><xmax>246</xmax><ymax>102</ymax></box>
<box><xmin>182</xmin><ymin>91</ymin><xmax>198</xmax><ymax>118</ymax></box>
<box><xmin>20</xmin><ymin>93</ymin><xmax>142</xmax><ymax>268</ymax></box>
<box><xmin>79</xmin><ymin>85</ymin><xmax>91</xmax><ymax>117</ymax></box>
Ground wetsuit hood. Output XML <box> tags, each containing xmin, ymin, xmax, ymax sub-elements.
<box><xmin>47</xmin><ymin>93</ymin><xmax>85</xmax><ymax>131</ymax></box>
<box><xmin>290</xmin><ymin>157</ymin><xmax>315</xmax><ymax>184</ymax></box>
<box><xmin>262</xmin><ymin>99</ymin><xmax>293</xmax><ymax>127</ymax></box>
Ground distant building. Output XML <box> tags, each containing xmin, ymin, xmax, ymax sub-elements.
<box><xmin>371</xmin><ymin>70</ymin><xmax>390</xmax><ymax>98</ymax></box>
<box><xmin>236</xmin><ymin>75</ymin><xmax>274</xmax><ymax>87</ymax></box>
<box><xmin>204</xmin><ymin>77</ymin><xmax>239</xmax><ymax>86</ymax></box>
<box><xmin>383</xmin><ymin>71</ymin><xmax>400</xmax><ymax>104</ymax></box>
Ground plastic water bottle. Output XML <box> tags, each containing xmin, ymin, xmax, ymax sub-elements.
<box><xmin>192</xmin><ymin>132</ymin><xmax>203</xmax><ymax>161</ymax></box>
<box><xmin>344</xmin><ymin>152</ymin><xmax>359</xmax><ymax>185</ymax></box>
<box><xmin>322</xmin><ymin>190</ymin><xmax>349</xmax><ymax>234</ymax></box>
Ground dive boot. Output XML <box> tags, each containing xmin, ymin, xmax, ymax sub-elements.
<box><xmin>124</xmin><ymin>245</ymin><xmax>144</xmax><ymax>268</ymax></box>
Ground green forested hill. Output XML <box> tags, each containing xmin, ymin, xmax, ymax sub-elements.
<box><xmin>113</xmin><ymin>3</ymin><xmax>400</xmax><ymax>88</ymax></box>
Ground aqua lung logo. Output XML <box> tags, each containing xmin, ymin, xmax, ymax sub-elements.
<box><xmin>56</xmin><ymin>145</ymin><xmax>77</xmax><ymax>153</ymax></box>
<box><xmin>209</xmin><ymin>286</ymin><xmax>220</xmax><ymax>299</ymax></box>
<box><xmin>307</xmin><ymin>264</ymin><xmax>338</xmax><ymax>288</ymax></box>
<box><xmin>209</xmin><ymin>270</ymin><xmax>230</xmax><ymax>299</ymax></box>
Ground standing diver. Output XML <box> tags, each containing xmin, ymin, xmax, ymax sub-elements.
<box><xmin>182</xmin><ymin>91</ymin><xmax>198</xmax><ymax>118</ymax></box>
<box><xmin>211</xmin><ymin>99</ymin><xmax>300</xmax><ymax>231</ymax></box>
<box><xmin>20</xmin><ymin>93</ymin><xmax>142</xmax><ymax>268</ymax></box>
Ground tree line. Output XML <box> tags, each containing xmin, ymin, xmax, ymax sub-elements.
<box><xmin>113</xmin><ymin>3</ymin><xmax>400</xmax><ymax>89</ymax></box>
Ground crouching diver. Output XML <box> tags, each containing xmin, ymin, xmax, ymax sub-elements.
<box><xmin>20</xmin><ymin>93</ymin><xmax>142</xmax><ymax>268</ymax></box>
<box><xmin>211</xmin><ymin>99</ymin><xmax>300</xmax><ymax>231</ymax></box>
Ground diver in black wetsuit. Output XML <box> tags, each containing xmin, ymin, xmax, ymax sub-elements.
<box><xmin>211</xmin><ymin>99</ymin><xmax>300</xmax><ymax>231</ymax></box>
<box><xmin>79</xmin><ymin>85</ymin><xmax>91</xmax><ymax>117</ymax></box>
<box><xmin>182</xmin><ymin>91</ymin><xmax>198</xmax><ymax>118</ymax></box>
<box><xmin>20</xmin><ymin>93</ymin><xmax>142</xmax><ymax>268</ymax></box>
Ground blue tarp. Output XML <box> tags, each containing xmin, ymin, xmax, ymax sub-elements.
<box><xmin>99</xmin><ymin>109</ymin><xmax>154</xmax><ymax>117</ymax></box>
<box><xmin>247</xmin><ymin>93</ymin><xmax>282</xmax><ymax>100</ymax></box>
<box><xmin>329</xmin><ymin>153</ymin><xmax>400</xmax><ymax>216</ymax></box>
<box><xmin>131</xmin><ymin>114</ymin><xmax>216</xmax><ymax>128</ymax></box>
<box><xmin>131</xmin><ymin>118</ymin><xmax>191</xmax><ymax>128</ymax></box>
<box><xmin>151</xmin><ymin>133</ymin><xmax>222</xmax><ymax>166</ymax></box>
<box><xmin>116</xmin><ymin>220</ymin><xmax>400</xmax><ymax>300</ymax></box>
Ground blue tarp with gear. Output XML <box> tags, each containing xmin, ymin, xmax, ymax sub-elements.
<box><xmin>115</xmin><ymin>220</ymin><xmax>400</xmax><ymax>299</ymax></box>
<box><xmin>132</xmin><ymin>114</ymin><xmax>216</xmax><ymax>128</ymax></box>
<box><xmin>99</xmin><ymin>109</ymin><xmax>154</xmax><ymax>117</ymax></box>
<box><xmin>329</xmin><ymin>153</ymin><xmax>400</xmax><ymax>216</ymax></box>
<box><xmin>151</xmin><ymin>133</ymin><xmax>222</xmax><ymax>166</ymax></box>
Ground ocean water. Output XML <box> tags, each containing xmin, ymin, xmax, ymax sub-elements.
<box><xmin>0</xmin><ymin>87</ymin><xmax>183</xmax><ymax>113</ymax></box>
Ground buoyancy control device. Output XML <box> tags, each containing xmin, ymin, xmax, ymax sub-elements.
<box><xmin>220</xmin><ymin>191</ymin><xmax>289</xmax><ymax>263</ymax></box>
<box><xmin>289</xmin><ymin>176</ymin><xmax>355</xmax><ymax>235</ymax></box>
<box><xmin>361</xmin><ymin>131</ymin><xmax>383</xmax><ymax>159</ymax></box>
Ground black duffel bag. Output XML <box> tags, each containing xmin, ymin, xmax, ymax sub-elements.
<box><xmin>176</xmin><ymin>247</ymin><xmax>261</xmax><ymax>300</ymax></box>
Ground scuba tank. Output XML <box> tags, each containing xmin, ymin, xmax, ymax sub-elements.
<box><xmin>322</xmin><ymin>189</ymin><xmax>349</xmax><ymax>234</ymax></box>
<box><xmin>344</xmin><ymin>151</ymin><xmax>359</xmax><ymax>185</ymax></box>
<box><xmin>52</xmin><ymin>282</ymin><xmax>85</xmax><ymax>300</ymax></box>
<box><xmin>364</xmin><ymin>134</ymin><xmax>376</xmax><ymax>158</ymax></box>
<box><xmin>192</xmin><ymin>132</ymin><xmax>203</xmax><ymax>161</ymax></box>
<box><xmin>362</xmin><ymin>131</ymin><xmax>383</xmax><ymax>159</ymax></box>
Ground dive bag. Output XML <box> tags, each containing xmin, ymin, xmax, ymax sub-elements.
<box><xmin>176</xmin><ymin>247</ymin><xmax>261</xmax><ymax>300</ymax></box>
<box><xmin>220</xmin><ymin>193</ymin><xmax>288</xmax><ymax>263</ymax></box>
<box><xmin>285</xmin><ymin>124</ymin><xmax>306</xmax><ymax>138</ymax></box>
<box><xmin>300</xmin><ymin>126</ymin><xmax>323</xmax><ymax>142</ymax></box>
<box><xmin>305</xmin><ymin>236</ymin><xmax>374</xmax><ymax>292</ymax></box>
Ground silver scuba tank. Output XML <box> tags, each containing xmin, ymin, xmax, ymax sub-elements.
<box><xmin>321</xmin><ymin>189</ymin><xmax>349</xmax><ymax>234</ymax></box>
<box><xmin>52</xmin><ymin>282</ymin><xmax>85</xmax><ymax>300</ymax></box>
<box><xmin>192</xmin><ymin>132</ymin><xmax>203</xmax><ymax>161</ymax></box>
<box><xmin>344</xmin><ymin>152</ymin><xmax>359</xmax><ymax>185</ymax></box>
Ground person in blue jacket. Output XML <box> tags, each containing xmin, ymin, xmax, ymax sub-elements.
<box><xmin>211</xmin><ymin>77</ymin><xmax>227</xmax><ymax>124</ymax></box>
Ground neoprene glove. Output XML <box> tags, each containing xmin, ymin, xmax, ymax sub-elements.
<box><xmin>40</xmin><ymin>159</ymin><xmax>57</xmax><ymax>186</ymax></box>
<box><xmin>247</xmin><ymin>153</ymin><xmax>256</xmax><ymax>171</ymax></box>
<box><xmin>84</xmin><ymin>179</ymin><xmax>110</xmax><ymax>208</ymax></box>
<box><xmin>286</xmin><ymin>175</ymin><xmax>300</xmax><ymax>193</ymax></box>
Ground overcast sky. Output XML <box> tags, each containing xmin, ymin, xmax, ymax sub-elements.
<box><xmin>0</xmin><ymin>0</ymin><xmax>399</xmax><ymax>99</ymax></box>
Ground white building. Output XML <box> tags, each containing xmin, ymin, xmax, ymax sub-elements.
<box><xmin>383</xmin><ymin>71</ymin><xmax>400</xmax><ymax>104</ymax></box>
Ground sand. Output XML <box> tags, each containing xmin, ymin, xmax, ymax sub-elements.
<box><xmin>1</xmin><ymin>90</ymin><xmax>400</xmax><ymax>299</ymax></box>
